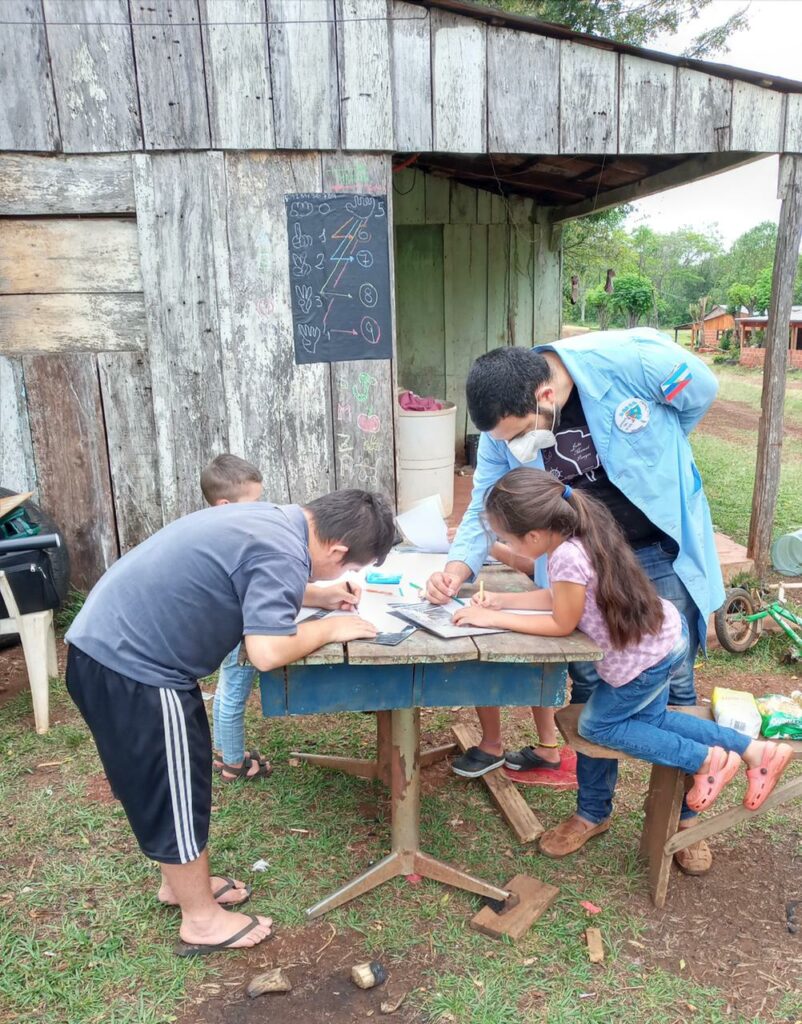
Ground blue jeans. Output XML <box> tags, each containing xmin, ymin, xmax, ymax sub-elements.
<box><xmin>212</xmin><ymin>643</ymin><xmax>257</xmax><ymax>765</ymax></box>
<box><xmin>569</xmin><ymin>540</ymin><xmax>702</xmax><ymax>824</ymax></box>
<box><xmin>578</xmin><ymin>624</ymin><xmax>750</xmax><ymax>774</ymax></box>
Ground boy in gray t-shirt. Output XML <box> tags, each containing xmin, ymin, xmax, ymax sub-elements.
<box><xmin>66</xmin><ymin>489</ymin><xmax>394</xmax><ymax>957</ymax></box>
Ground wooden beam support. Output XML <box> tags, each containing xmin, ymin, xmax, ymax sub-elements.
<box><xmin>748</xmin><ymin>155</ymin><xmax>802</xmax><ymax>574</ymax></box>
<box><xmin>550</xmin><ymin>153</ymin><xmax>761</xmax><ymax>224</ymax></box>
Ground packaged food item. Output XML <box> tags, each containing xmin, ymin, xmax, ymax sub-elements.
<box><xmin>757</xmin><ymin>693</ymin><xmax>802</xmax><ymax>739</ymax></box>
<box><xmin>711</xmin><ymin>686</ymin><xmax>762</xmax><ymax>738</ymax></box>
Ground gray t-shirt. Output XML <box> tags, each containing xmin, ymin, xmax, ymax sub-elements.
<box><xmin>66</xmin><ymin>503</ymin><xmax>310</xmax><ymax>689</ymax></box>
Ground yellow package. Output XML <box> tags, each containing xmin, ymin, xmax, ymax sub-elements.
<box><xmin>711</xmin><ymin>686</ymin><xmax>762</xmax><ymax>739</ymax></box>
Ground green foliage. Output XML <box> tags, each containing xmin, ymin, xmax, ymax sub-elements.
<box><xmin>719</xmin><ymin>221</ymin><xmax>777</xmax><ymax>287</ymax></box>
<box><xmin>719</xmin><ymin>328</ymin><xmax>733</xmax><ymax>351</ymax></box>
<box><xmin>610</xmin><ymin>272</ymin><xmax>654</xmax><ymax>327</ymax></box>
<box><xmin>585</xmin><ymin>284</ymin><xmax>613</xmax><ymax>329</ymax></box>
<box><xmin>479</xmin><ymin>0</ymin><xmax>749</xmax><ymax>57</ymax></box>
<box><xmin>727</xmin><ymin>282</ymin><xmax>754</xmax><ymax>314</ymax></box>
<box><xmin>754</xmin><ymin>265</ymin><xmax>774</xmax><ymax>313</ymax></box>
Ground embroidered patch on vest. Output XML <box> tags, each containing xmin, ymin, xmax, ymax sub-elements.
<box><xmin>660</xmin><ymin>362</ymin><xmax>692</xmax><ymax>402</ymax></box>
<box><xmin>614</xmin><ymin>397</ymin><xmax>650</xmax><ymax>433</ymax></box>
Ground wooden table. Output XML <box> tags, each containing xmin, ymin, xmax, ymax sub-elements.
<box><xmin>259</xmin><ymin>587</ymin><xmax>601</xmax><ymax>919</ymax></box>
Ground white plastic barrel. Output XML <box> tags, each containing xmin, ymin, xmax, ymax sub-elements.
<box><xmin>771</xmin><ymin>529</ymin><xmax>802</xmax><ymax>576</ymax></box>
<box><xmin>397</xmin><ymin>399</ymin><xmax>456</xmax><ymax>516</ymax></box>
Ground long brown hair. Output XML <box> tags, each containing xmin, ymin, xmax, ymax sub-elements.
<box><xmin>485</xmin><ymin>468</ymin><xmax>664</xmax><ymax>649</ymax></box>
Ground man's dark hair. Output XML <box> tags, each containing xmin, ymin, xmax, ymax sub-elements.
<box><xmin>200</xmin><ymin>453</ymin><xmax>263</xmax><ymax>504</ymax></box>
<box><xmin>304</xmin><ymin>490</ymin><xmax>396</xmax><ymax>566</ymax></box>
<box><xmin>466</xmin><ymin>347</ymin><xmax>552</xmax><ymax>431</ymax></box>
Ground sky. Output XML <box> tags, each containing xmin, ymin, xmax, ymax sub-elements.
<box><xmin>627</xmin><ymin>0</ymin><xmax>802</xmax><ymax>246</ymax></box>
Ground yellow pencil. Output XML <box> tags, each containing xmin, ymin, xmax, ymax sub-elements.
<box><xmin>479</xmin><ymin>580</ymin><xmax>484</xmax><ymax>602</ymax></box>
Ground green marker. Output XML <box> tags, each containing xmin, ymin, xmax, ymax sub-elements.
<box><xmin>410</xmin><ymin>580</ymin><xmax>465</xmax><ymax>605</ymax></box>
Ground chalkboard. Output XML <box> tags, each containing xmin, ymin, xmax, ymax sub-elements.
<box><xmin>285</xmin><ymin>193</ymin><xmax>393</xmax><ymax>364</ymax></box>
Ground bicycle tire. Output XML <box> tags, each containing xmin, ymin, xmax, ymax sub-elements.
<box><xmin>714</xmin><ymin>588</ymin><xmax>760</xmax><ymax>653</ymax></box>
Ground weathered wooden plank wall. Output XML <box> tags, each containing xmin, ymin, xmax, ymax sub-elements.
<box><xmin>216</xmin><ymin>151</ymin><xmax>335</xmax><ymax>504</ymax></box>
<box><xmin>0</xmin><ymin>356</ymin><xmax>37</xmax><ymax>495</ymax></box>
<box><xmin>0</xmin><ymin>2</ymin><xmax>800</xmax><ymax>155</ymax></box>
<box><xmin>0</xmin><ymin>154</ymin><xmax>135</xmax><ymax>215</ymax></box>
<box><xmin>0</xmin><ymin>0</ymin><xmax>59</xmax><ymax>151</ymax></box>
<box><xmin>24</xmin><ymin>354</ymin><xmax>118</xmax><ymax>588</ymax></box>
<box><xmin>43</xmin><ymin>0</ymin><xmax>142</xmax><ymax>152</ymax></box>
<box><xmin>133</xmin><ymin>152</ymin><xmax>228</xmax><ymax>522</ymax></box>
<box><xmin>0</xmin><ymin>294</ymin><xmax>147</xmax><ymax>355</ymax></box>
<box><xmin>201</xmin><ymin>0</ymin><xmax>274</xmax><ymax>149</ymax></box>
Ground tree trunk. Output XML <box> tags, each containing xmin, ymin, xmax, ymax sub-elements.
<box><xmin>748</xmin><ymin>156</ymin><xmax>802</xmax><ymax>575</ymax></box>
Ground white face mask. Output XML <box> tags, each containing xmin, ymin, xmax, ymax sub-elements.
<box><xmin>505</xmin><ymin>401</ymin><xmax>557</xmax><ymax>464</ymax></box>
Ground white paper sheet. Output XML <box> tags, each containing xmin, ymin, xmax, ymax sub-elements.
<box><xmin>395</xmin><ymin>495</ymin><xmax>451</xmax><ymax>554</ymax></box>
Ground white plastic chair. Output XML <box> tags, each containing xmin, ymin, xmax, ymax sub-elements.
<box><xmin>0</xmin><ymin>570</ymin><xmax>58</xmax><ymax>734</ymax></box>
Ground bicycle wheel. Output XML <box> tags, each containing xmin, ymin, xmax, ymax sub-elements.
<box><xmin>714</xmin><ymin>588</ymin><xmax>760</xmax><ymax>653</ymax></box>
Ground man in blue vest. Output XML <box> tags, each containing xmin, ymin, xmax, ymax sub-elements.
<box><xmin>426</xmin><ymin>329</ymin><xmax>723</xmax><ymax>874</ymax></box>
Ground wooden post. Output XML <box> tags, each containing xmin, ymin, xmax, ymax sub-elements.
<box><xmin>748</xmin><ymin>156</ymin><xmax>802</xmax><ymax>575</ymax></box>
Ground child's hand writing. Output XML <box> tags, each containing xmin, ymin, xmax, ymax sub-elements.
<box><xmin>452</xmin><ymin>605</ymin><xmax>497</xmax><ymax>628</ymax></box>
<box><xmin>314</xmin><ymin>582</ymin><xmax>362</xmax><ymax>611</ymax></box>
<box><xmin>471</xmin><ymin>589</ymin><xmax>502</xmax><ymax>609</ymax></box>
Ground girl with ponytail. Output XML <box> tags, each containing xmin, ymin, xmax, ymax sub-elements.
<box><xmin>453</xmin><ymin>467</ymin><xmax>792</xmax><ymax>819</ymax></box>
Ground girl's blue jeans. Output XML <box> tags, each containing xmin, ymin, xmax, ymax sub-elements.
<box><xmin>212</xmin><ymin>643</ymin><xmax>256</xmax><ymax>765</ymax></box>
<box><xmin>568</xmin><ymin>540</ymin><xmax>705</xmax><ymax>824</ymax></box>
<box><xmin>575</xmin><ymin>621</ymin><xmax>750</xmax><ymax>824</ymax></box>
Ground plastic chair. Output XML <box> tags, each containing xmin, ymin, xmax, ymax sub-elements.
<box><xmin>0</xmin><ymin>570</ymin><xmax>58</xmax><ymax>734</ymax></box>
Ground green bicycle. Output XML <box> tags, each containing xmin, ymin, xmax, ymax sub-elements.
<box><xmin>715</xmin><ymin>584</ymin><xmax>802</xmax><ymax>659</ymax></box>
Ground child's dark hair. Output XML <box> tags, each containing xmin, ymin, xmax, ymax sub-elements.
<box><xmin>485</xmin><ymin>468</ymin><xmax>664</xmax><ymax>649</ymax></box>
<box><xmin>304</xmin><ymin>490</ymin><xmax>396</xmax><ymax>567</ymax></box>
<box><xmin>466</xmin><ymin>347</ymin><xmax>552</xmax><ymax>432</ymax></box>
<box><xmin>200</xmin><ymin>454</ymin><xmax>262</xmax><ymax>504</ymax></box>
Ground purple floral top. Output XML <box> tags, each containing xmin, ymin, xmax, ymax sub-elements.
<box><xmin>548</xmin><ymin>538</ymin><xmax>682</xmax><ymax>686</ymax></box>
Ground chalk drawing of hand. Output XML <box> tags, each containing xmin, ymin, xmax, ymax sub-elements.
<box><xmin>291</xmin><ymin>253</ymin><xmax>311</xmax><ymax>277</ymax></box>
<box><xmin>289</xmin><ymin>200</ymin><xmax>314</xmax><ymax>218</ymax></box>
<box><xmin>295</xmin><ymin>284</ymin><xmax>313</xmax><ymax>314</ymax></box>
<box><xmin>298</xmin><ymin>324</ymin><xmax>321</xmax><ymax>355</ymax></box>
<box><xmin>346</xmin><ymin>195</ymin><xmax>376</xmax><ymax>219</ymax></box>
<box><xmin>291</xmin><ymin>222</ymin><xmax>312</xmax><ymax>250</ymax></box>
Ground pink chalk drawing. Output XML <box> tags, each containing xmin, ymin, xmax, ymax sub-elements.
<box><xmin>254</xmin><ymin>298</ymin><xmax>274</xmax><ymax>319</ymax></box>
<box><xmin>357</xmin><ymin>412</ymin><xmax>381</xmax><ymax>434</ymax></box>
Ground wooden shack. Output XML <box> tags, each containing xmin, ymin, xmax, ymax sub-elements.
<box><xmin>1</xmin><ymin>0</ymin><xmax>802</xmax><ymax>587</ymax></box>
<box><xmin>691</xmin><ymin>305</ymin><xmax>735</xmax><ymax>349</ymax></box>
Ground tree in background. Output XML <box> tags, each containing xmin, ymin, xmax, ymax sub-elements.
<box><xmin>630</xmin><ymin>225</ymin><xmax>723</xmax><ymax>326</ymax></box>
<box><xmin>718</xmin><ymin>222</ymin><xmax>778</xmax><ymax>289</ymax></box>
<box><xmin>753</xmin><ymin>266</ymin><xmax>774</xmax><ymax>313</ymax></box>
<box><xmin>610</xmin><ymin>273</ymin><xmax>654</xmax><ymax>327</ymax></box>
<box><xmin>727</xmin><ymin>282</ymin><xmax>757</xmax><ymax>315</ymax></box>
<box><xmin>561</xmin><ymin>207</ymin><xmax>635</xmax><ymax>322</ymax></box>
<box><xmin>585</xmin><ymin>285</ymin><xmax>613</xmax><ymax>329</ymax></box>
<box><xmin>477</xmin><ymin>0</ymin><xmax>749</xmax><ymax>57</ymax></box>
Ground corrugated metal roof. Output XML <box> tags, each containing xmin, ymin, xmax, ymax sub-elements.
<box><xmin>409</xmin><ymin>0</ymin><xmax>802</xmax><ymax>94</ymax></box>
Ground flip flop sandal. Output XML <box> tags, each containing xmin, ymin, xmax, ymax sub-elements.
<box><xmin>686</xmin><ymin>747</ymin><xmax>741</xmax><ymax>812</ymax></box>
<box><xmin>213</xmin><ymin>749</ymin><xmax>268</xmax><ymax>774</ymax></box>
<box><xmin>744</xmin><ymin>742</ymin><xmax>793</xmax><ymax>811</ymax></box>
<box><xmin>174</xmin><ymin>915</ymin><xmax>274</xmax><ymax>957</ymax></box>
<box><xmin>451</xmin><ymin>746</ymin><xmax>505</xmax><ymax>779</ymax></box>
<box><xmin>504</xmin><ymin>745</ymin><xmax>563</xmax><ymax>771</ymax></box>
<box><xmin>219</xmin><ymin>757</ymin><xmax>273</xmax><ymax>783</ymax></box>
<box><xmin>159</xmin><ymin>876</ymin><xmax>252</xmax><ymax>911</ymax></box>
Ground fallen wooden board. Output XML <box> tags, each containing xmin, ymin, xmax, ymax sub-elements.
<box><xmin>585</xmin><ymin>927</ymin><xmax>604</xmax><ymax>963</ymax></box>
<box><xmin>451</xmin><ymin>723</ymin><xmax>545</xmax><ymax>843</ymax></box>
<box><xmin>470</xmin><ymin>873</ymin><xmax>559</xmax><ymax>941</ymax></box>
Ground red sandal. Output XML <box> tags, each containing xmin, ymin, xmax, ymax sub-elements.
<box><xmin>686</xmin><ymin>746</ymin><xmax>741</xmax><ymax>812</ymax></box>
<box><xmin>744</xmin><ymin>742</ymin><xmax>793</xmax><ymax>811</ymax></box>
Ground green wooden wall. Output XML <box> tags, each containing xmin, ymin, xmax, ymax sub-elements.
<box><xmin>393</xmin><ymin>169</ymin><xmax>562</xmax><ymax>456</ymax></box>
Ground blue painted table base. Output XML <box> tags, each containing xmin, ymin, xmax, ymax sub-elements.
<box><xmin>259</xmin><ymin>657</ymin><xmax>568</xmax><ymax>917</ymax></box>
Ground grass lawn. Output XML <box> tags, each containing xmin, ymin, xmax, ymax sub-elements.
<box><xmin>691</xmin><ymin>360</ymin><xmax>802</xmax><ymax>547</ymax></box>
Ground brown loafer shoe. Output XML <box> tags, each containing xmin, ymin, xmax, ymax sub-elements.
<box><xmin>538</xmin><ymin>815</ymin><xmax>611</xmax><ymax>858</ymax></box>
<box><xmin>674</xmin><ymin>837</ymin><xmax>712</xmax><ymax>875</ymax></box>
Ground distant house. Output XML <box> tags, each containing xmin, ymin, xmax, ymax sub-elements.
<box><xmin>691</xmin><ymin>305</ymin><xmax>735</xmax><ymax>348</ymax></box>
<box><xmin>737</xmin><ymin>306</ymin><xmax>802</xmax><ymax>368</ymax></box>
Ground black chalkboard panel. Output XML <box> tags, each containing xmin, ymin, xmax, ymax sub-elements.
<box><xmin>285</xmin><ymin>193</ymin><xmax>393</xmax><ymax>365</ymax></box>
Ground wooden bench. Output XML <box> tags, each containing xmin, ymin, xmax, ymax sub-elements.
<box><xmin>0</xmin><ymin>569</ymin><xmax>58</xmax><ymax>734</ymax></box>
<box><xmin>556</xmin><ymin>703</ymin><xmax>802</xmax><ymax>907</ymax></box>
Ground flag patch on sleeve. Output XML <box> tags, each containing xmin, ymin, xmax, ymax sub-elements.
<box><xmin>660</xmin><ymin>362</ymin><xmax>692</xmax><ymax>402</ymax></box>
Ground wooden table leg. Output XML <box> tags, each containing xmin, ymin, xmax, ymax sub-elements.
<box><xmin>292</xmin><ymin>710</ymin><xmax>458</xmax><ymax>786</ymax></box>
<box><xmin>639</xmin><ymin>764</ymin><xmax>685</xmax><ymax>908</ymax></box>
<box><xmin>305</xmin><ymin>706</ymin><xmax>515</xmax><ymax>918</ymax></box>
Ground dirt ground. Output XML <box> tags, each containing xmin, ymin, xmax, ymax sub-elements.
<box><xmin>701</xmin><ymin>396</ymin><xmax>802</xmax><ymax>445</ymax></box>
